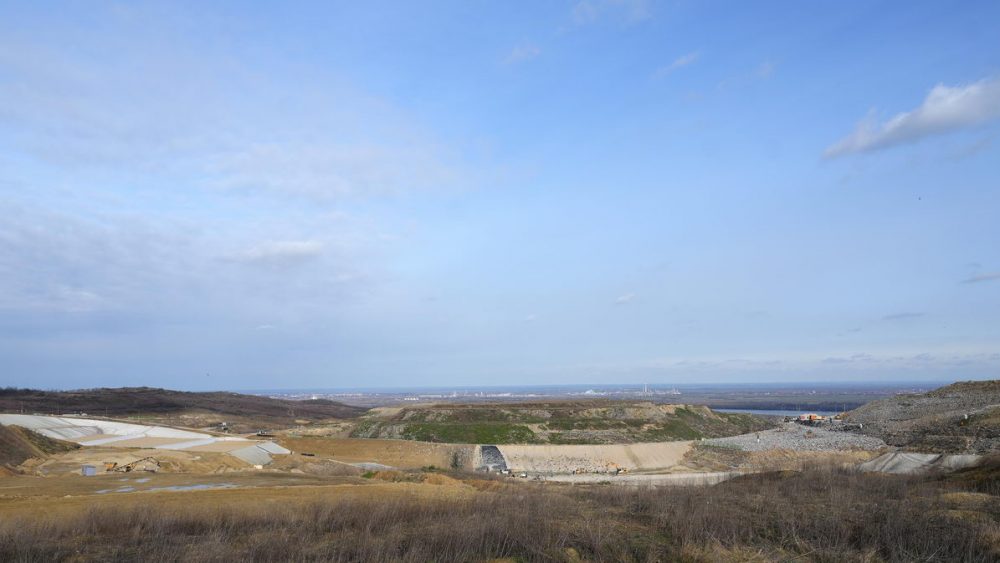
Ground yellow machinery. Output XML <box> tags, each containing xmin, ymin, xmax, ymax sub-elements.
<box><xmin>104</xmin><ymin>457</ymin><xmax>160</xmax><ymax>473</ymax></box>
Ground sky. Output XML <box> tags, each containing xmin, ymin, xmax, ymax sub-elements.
<box><xmin>1</xmin><ymin>1</ymin><xmax>999</xmax><ymax>390</ymax></box>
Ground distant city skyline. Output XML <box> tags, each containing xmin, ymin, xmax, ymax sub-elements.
<box><xmin>1</xmin><ymin>1</ymin><xmax>999</xmax><ymax>390</ymax></box>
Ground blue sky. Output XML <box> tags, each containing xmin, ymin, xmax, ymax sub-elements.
<box><xmin>1</xmin><ymin>1</ymin><xmax>999</xmax><ymax>390</ymax></box>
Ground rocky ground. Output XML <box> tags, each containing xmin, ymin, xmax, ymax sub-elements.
<box><xmin>704</xmin><ymin>422</ymin><xmax>886</xmax><ymax>452</ymax></box>
<box><xmin>843</xmin><ymin>380</ymin><xmax>1000</xmax><ymax>454</ymax></box>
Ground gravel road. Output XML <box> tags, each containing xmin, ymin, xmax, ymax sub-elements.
<box><xmin>703</xmin><ymin>422</ymin><xmax>886</xmax><ymax>451</ymax></box>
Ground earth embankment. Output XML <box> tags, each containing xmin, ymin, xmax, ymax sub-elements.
<box><xmin>497</xmin><ymin>441</ymin><xmax>692</xmax><ymax>473</ymax></box>
<box><xmin>843</xmin><ymin>380</ymin><xmax>1000</xmax><ymax>453</ymax></box>
<box><xmin>353</xmin><ymin>401</ymin><xmax>771</xmax><ymax>444</ymax></box>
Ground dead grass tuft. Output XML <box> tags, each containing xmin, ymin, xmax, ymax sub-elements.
<box><xmin>1</xmin><ymin>463</ymin><xmax>997</xmax><ymax>561</ymax></box>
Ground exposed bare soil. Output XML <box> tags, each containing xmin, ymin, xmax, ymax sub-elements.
<box><xmin>0</xmin><ymin>426</ymin><xmax>78</xmax><ymax>470</ymax></box>
<box><xmin>844</xmin><ymin>380</ymin><xmax>1000</xmax><ymax>453</ymax></box>
<box><xmin>498</xmin><ymin>441</ymin><xmax>693</xmax><ymax>473</ymax></box>
<box><xmin>277</xmin><ymin>436</ymin><xmax>473</xmax><ymax>469</ymax></box>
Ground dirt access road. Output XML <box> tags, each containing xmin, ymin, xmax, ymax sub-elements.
<box><xmin>278</xmin><ymin>437</ymin><xmax>473</xmax><ymax>469</ymax></box>
<box><xmin>0</xmin><ymin>473</ymin><xmax>475</xmax><ymax>520</ymax></box>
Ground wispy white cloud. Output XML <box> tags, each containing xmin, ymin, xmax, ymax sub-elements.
<box><xmin>755</xmin><ymin>60</ymin><xmax>775</xmax><ymax>79</ymax></box>
<box><xmin>0</xmin><ymin>198</ymin><xmax>382</xmax><ymax>327</ymax></box>
<box><xmin>963</xmin><ymin>272</ymin><xmax>1000</xmax><ymax>284</ymax></box>
<box><xmin>232</xmin><ymin>240</ymin><xmax>325</xmax><ymax>266</ymax></box>
<box><xmin>208</xmin><ymin>143</ymin><xmax>458</xmax><ymax>201</ymax></box>
<box><xmin>504</xmin><ymin>42</ymin><xmax>541</xmax><ymax>65</ymax></box>
<box><xmin>653</xmin><ymin>51</ymin><xmax>699</xmax><ymax>78</ymax></box>
<box><xmin>573</xmin><ymin>350</ymin><xmax>1000</xmax><ymax>382</ymax></box>
<box><xmin>614</xmin><ymin>292</ymin><xmax>635</xmax><ymax>305</ymax></box>
<box><xmin>572</xmin><ymin>0</ymin><xmax>651</xmax><ymax>25</ymax></box>
<box><xmin>0</xmin><ymin>31</ymin><xmax>465</xmax><ymax>203</ymax></box>
<box><xmin>825</xmin><ymin>76</ymin><xmax>1000</xmax><ymax>157</ymax></box>
<box><xmin>882</xmin><ymin>312</ymin><xmax>924</xmax><ymax>321</ymax></box>
<box><xmin>715</xmin><ymin>60</ymin><xmax>776</xmax><ymax>91</ymax></box>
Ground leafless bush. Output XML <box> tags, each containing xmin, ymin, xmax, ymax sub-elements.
<box><xmin>586</xmin><ymin>465</ymin><xmax>997</xmax><ymax>561</ymax></box>
<box><xmin>1</xmin><ymin>466</ymin><xmax>996</xmax><ymax>562</ymax></box>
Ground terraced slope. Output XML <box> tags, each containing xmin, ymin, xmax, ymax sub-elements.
<box><xmin>843</xmin><ymin>380</ymin><xmax>1000</xmax><ymax>453</ymax></box>
<box><xmin>351</xmin><ymin>401</ymin><xmax>772</xmax><ymax>444</ymax></box>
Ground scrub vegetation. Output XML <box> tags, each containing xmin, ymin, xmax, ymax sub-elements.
<box><xmin>0</xmin><ymin>387</ymin><xmax>365</xmax><ymax>432</ymax></box>
<box><xmin>351</xmin><ymin>401</ymin><xmax>772</xmax><ymax>444</ymax></box>
<box><xmin>1</xmin><ymin>459</ymin><xmax>997</xmax><ymax>562</ymax></box>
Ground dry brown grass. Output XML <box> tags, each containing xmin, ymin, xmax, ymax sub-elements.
<box><xmin>1</xmin><ymin>463</ymin><xmax>997</xmax><ymax>562</ymax></box>
<box><xmin>277</xmin><ymin>436</ymin><xmax>471</xmax><ymax>469</ymax></box>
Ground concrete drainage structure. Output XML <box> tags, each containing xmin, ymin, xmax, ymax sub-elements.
<box><xmin>475</xmin><ymin>445</ymin><xmax>508</xmax><ymax>472</ymax></box>
<box><xmin>474</xmin><ymin>441</ymin><xmax>695</xmax><ymax>476</ymax></box>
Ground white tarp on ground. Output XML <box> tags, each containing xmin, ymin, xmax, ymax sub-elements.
<box><xmin>156</xmin><ymin>438</ymin><xmax>220</xmax><ymax>450</ymax></box>
<box><xmin>858</xmin><ymin>452</ymin><xmax>983</xmax><ymax>475</ymax></box>
<box><xmin>255</xmin><ymin>441</ymin><xmax>291</xmax><ymax>454</ymax></box>
<box><xmin>0</xmin><ymin>414</ymin><xmax>206</xmax><ymax>441</ymax></box>
<box><xmin>0</xmin><ymin>414</ymin><xmax>286</xmax><ymax>465</ymax></box>
<box><xmin>231</xmin><ymin>444</ymin><xmax>285</xmax><ymax>465</ymax></box>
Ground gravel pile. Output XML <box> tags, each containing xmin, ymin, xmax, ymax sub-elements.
<box><xmin>843</xmin><ymin>380</ymin><xmax>1000</xmax><ymax>453</ymax></box>
<box><xmin>704</xmin><ymin>423</ymin><xmax>886</xmax><ymax>452</ymax></box>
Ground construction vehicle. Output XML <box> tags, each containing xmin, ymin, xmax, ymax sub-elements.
<box><xmin>104</xmin><ymin>457</ymin><xmax>160</xmax><ymax>473</ymax></box>
<box><xmin>796</xmin><ymin>413</ymin><xmax>829</xmax><ymax>426</ymax></box>
<box><xmin>605</xmin><ymin>463</ymin><xmax>629</xmax><ymax>475</ymax></box>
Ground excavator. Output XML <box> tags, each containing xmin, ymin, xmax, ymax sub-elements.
<box><xmin>104</xmin><ymin>457</ymin><xmax>160</xmax><ymax>473</ymax></box>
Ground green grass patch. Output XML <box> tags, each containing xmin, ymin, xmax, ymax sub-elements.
<box><xmin>400</xmin><ymin>422</ymin><xmax>539</xmax><ymax>444</ymax></box>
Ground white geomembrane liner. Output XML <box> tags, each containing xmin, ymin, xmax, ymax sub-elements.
<box><xmin>0</xmin><ymin>414</ymin><xmax>287</xmax><ymax>465</ymax></box>
<box><xmin>230</xmin><ymin>445</ymin><xmax>276</xmax><ymax>466</ymax></box>
<box><xmin>858</xmin><ymin>452</ymin><xmax>983</xmax><ymax>475</ymax></box>
<box><xmin>255</xmin><ymin>441</ymin><xmax>291</xmax><ymax>454</ymax></box>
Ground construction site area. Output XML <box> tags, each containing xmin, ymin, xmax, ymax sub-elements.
<box><xmin>0</xmin><ymin>383</ymin><xmax>998</xmax><ymax>561</ymax></box>
<box><xmin>3</xmin><ymin>383</ymin><xmax>994</xmax><ymax>484</ymax></box>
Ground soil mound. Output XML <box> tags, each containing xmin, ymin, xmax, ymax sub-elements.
<box><xmin>843</xmin><ymin>380</ymin><xmax>1000</xmax><ymax>453</ymax></box>
<box><xmin>0</xmin><ymin>424</ymin><xmax>78</xmax><ymax>470</ymax></box>
<box><xmin>354</xmin><ymin>401</ymin><xmax>771</xmax><ymax>444</ymax></box>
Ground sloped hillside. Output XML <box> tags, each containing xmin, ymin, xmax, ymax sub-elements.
<box><xmin>843</xmin><ymin>380</ymin><xmax>1000</xmax><ymax>453</ymax></box>
<box><xmin>351</xmin><ymin>401</ymin><xmax>772</xmax><ymax>444</ymax></box>
<box><xmin>0</xmin><ymin>387</ymin><xmax>366</xmax><ymax>431</ymax></box>
<box><xmin>0</xmin><ymin>425</ymin><xmax>78</xmax><ymax>472</ymax></box>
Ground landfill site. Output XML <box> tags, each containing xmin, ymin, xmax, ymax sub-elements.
<box><xmin>0</xmin><ymin>381</ymin><xmax>997</xmax><ymax>561</ymax></box>
<box><xmin>0</xmin><ymin>414</ymin><xmax>290</xmax><ymax>467</ymax></box>
<box><xmin>1</xmin><ymin>382</ymin><xmax>994</xmax><ymax>484</ymax></box>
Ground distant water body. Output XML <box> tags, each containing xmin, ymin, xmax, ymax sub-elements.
<box><xmin>715</xmin><ymin>408</ymin><xmax>841</xmax><ymax>417</ymax></box>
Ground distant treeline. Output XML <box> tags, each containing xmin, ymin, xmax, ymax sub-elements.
<box><xmin>0</xmin><ymin>387</ymin><xmax>366</xmax><ymax>421</ymax></box>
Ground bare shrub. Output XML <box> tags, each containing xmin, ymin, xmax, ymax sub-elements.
<box><xmin>1</xmin><ymin>466</ymin><xmax>997</xmax><ymax>562</ymax></box>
